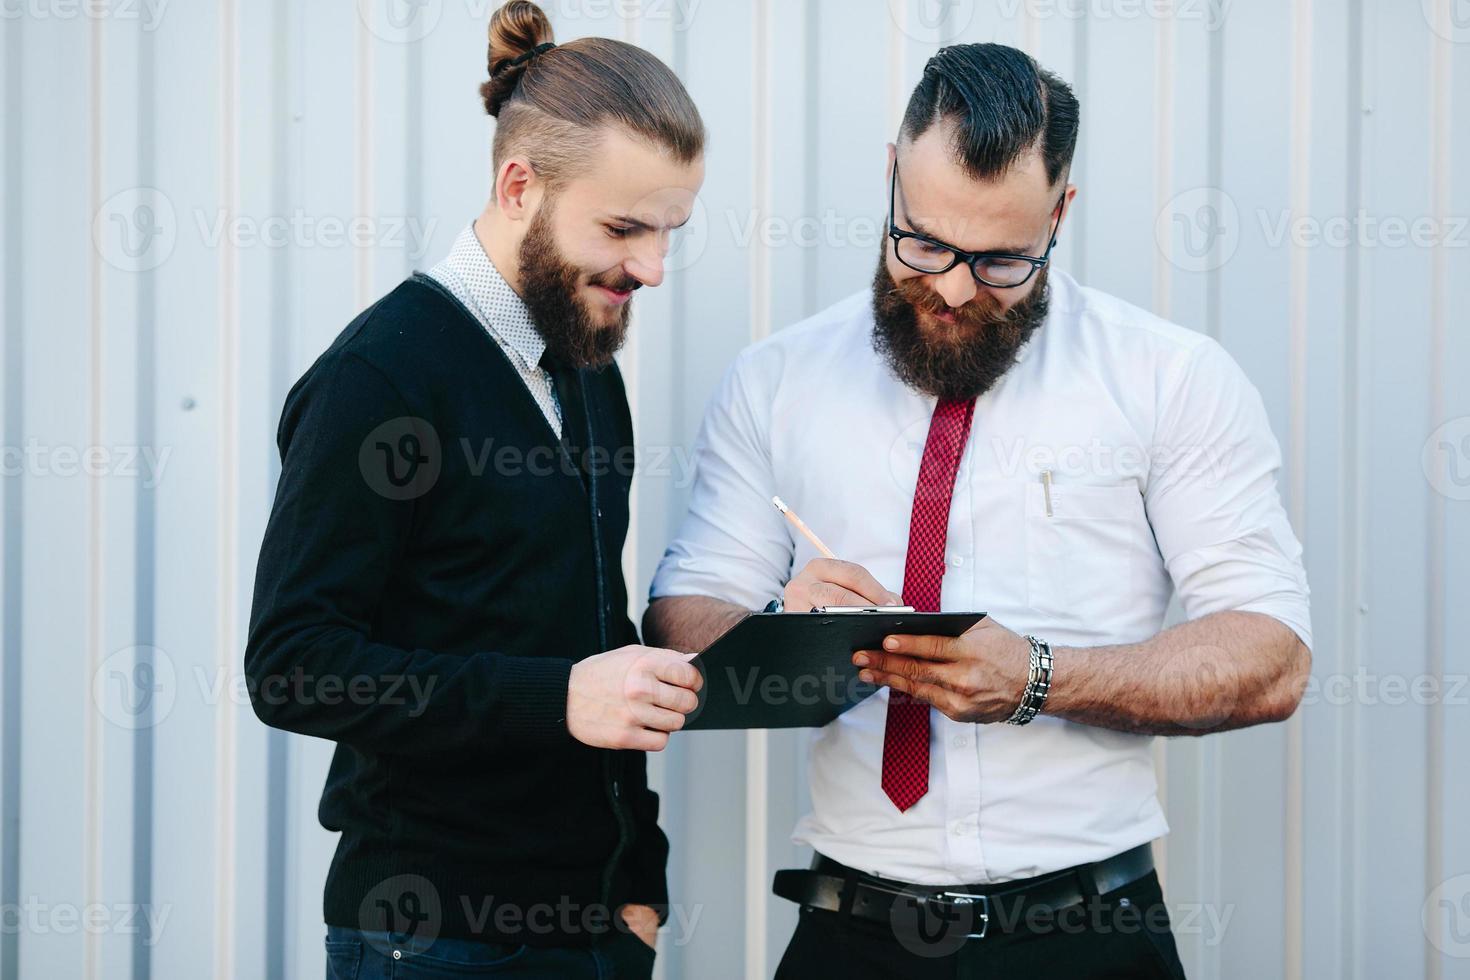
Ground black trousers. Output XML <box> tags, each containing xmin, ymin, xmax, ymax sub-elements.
<box><xmin>774</xmin><ymin>869</ymin><xmax>1187</xmax><ymax>980</ymax></box>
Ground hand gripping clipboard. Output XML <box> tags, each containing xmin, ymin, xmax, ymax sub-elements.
<box><xmin>683</xmin><ymin>608</ymin><xmax>986</xmax><ymax>731</ymax></box>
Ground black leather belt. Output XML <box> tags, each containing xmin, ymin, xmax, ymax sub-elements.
<box><xmin>772</xmin><ymin>843</ymin><xmax>1154</xmax><ymax>939</ymax></box>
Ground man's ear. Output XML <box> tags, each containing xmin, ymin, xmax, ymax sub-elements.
<box><xmin>495</xmin><ymin>158</ymin><xmax>538</xmax><ymax>221</ymax></box>
<box><xmin>1055</xmin><ymin>183</ymin><xmax>1079</xmax><ymax>237</ymax></box>
<box><xmin>885</xmin><ymin>141</ymin><xmax>897</xmax><ymax>181</ymax></box>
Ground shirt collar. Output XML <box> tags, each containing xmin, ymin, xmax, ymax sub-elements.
<box><xmin>1010</xmin><ymin>268</ymin><xmax>1074</xmax><ymax>366</ymax></box>
<box><xmin>432</xmin><ymin>222</ymin><xmax>547</xmax><ymax>370</ymax></box>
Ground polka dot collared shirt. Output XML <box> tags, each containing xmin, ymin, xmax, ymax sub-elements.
<box><xmin>426</xmin><ymin>222</ymin><xmax>563</xmax><ymax>437</ymax></box>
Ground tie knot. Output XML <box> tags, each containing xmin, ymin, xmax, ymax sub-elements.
<box><xmin>935</xmin><ymin>397</ymin><xmax>975</xmax><ymax>421</ymax></box>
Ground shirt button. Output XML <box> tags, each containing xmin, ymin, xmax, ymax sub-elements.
<box><xmin>950</xmin><ymin>555</ymin><xmax>965</xmax><ymax>568</ymax></box>
<box><xmin>392</xmin><ymin>950</ymin><xmax>402</xmax><ymax>960</ymax></box>
<box><xmin>952</xmin><ymin>735</ymin><xmax>968</xmax><ymax>748</ymax></box>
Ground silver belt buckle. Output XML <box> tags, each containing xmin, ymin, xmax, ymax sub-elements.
<box><xmin>935</xmin><ymin>891</ymin><xmax>990</xmax><ymax>939</ymax></box>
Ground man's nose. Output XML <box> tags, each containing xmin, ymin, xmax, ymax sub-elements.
<box><xmin>624</xmin><ymin>239</ymin><xmax>666</xmax><ymax>289</ymax></box>
<box><xmin>931</xmin><ymin>263</ymin><xmax>978</xmax><ymax>308</ymax></box>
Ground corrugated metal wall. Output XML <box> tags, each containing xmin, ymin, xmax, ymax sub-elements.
<box><xmin>1</xmin><ymin>0</ymin><xmax>1466</xmax><ymax>977</ymax></box>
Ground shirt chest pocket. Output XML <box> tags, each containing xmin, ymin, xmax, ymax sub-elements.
<box><xmin>1025</xmin><ymin>482</ymin><xmax>1147</xmax><ymax>628</ymax></box>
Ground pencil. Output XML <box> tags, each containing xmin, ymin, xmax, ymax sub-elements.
<box><xmin>771</xmin><ymin>496</ymin><xmax>837</xmax><ymax>559</ymax></box>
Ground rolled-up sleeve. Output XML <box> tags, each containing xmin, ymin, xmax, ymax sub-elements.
<box><xmin>650</xmin><ymin>350</ymin><xmax>795</xmax><ymax>611</ymax></box>
<box><xmin>1144</xmin><ymin>338</ymin><xmax>1313</xmax><ymax>648</ymax></box>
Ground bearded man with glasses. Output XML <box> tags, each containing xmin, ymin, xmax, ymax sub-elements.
<box><xmin>646</xmin><ymin>42</ymin><xmax>1311</xmax><ymax>979</ymax></box>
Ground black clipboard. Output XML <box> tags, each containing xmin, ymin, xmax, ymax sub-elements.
<box><xmin>684</xmin><ymin>610</ymin><xmax>986</xmax><ymax>731</ymax></box>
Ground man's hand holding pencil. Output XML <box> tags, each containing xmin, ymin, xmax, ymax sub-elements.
<box><xmin>772</xmin><ymin>496</ymin><xmax>903</xmax><ymax>612</ymax></box>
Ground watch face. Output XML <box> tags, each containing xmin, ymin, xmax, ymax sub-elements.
<box><xmin>763</xmin><ymin>598</ymin><xmax>785</xmax><ymax>614</ymax></box>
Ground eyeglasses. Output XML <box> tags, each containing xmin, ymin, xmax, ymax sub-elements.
<box><xmin>887</xmin><ymin>160</ymin><xmax>1065</xmax><ymax>289</ymax></box>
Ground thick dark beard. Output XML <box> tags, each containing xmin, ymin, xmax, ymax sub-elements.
<box><xmin>517</xmin><ymin>206</ymin><xmax>638</xmax><ymax>370</ymax></box>
<box><xmin>871</xmin><ymin>253</ymin><xmax>1050</xmax><ymax>402</ymax></box>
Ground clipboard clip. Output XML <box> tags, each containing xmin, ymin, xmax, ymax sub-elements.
<box><xmin>811</xmin><ymin>605</ymin><xmax>917</xmax><ymax>614</ymax></box>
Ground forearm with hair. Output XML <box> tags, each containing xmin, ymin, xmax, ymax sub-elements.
<box><xmin>643</xmin><ymin>596</ymin><xmax>749</xmax><ymax>654</ymax></box>
<box><xmin>1043</xmin><ymin>611</ymin><xmax>1311</xmax><ymax>736</ymax></box>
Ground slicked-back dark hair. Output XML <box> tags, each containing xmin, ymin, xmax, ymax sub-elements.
<box><xmin>900</xmin><ymin>43</ymin><xmax>1079</xmax><ymax>187</ymax></box>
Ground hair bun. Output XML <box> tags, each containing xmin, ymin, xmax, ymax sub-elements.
<box><xmin>480</xmin><ymin>1</ymin><xmax>556</xmax><ymax>117</ymax></box>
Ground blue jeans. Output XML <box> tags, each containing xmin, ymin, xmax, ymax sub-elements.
<box><xmin>324</xmin><ymin>924</ymin><xmax>656</xmax><ymax>979</ymax></box>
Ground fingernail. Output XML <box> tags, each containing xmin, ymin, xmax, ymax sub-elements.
<box><xmin>884</xmin><ymin>637</ymin><xmax>899</xmax><ymax>650</ymax></box>
<box><xmin>853</xmin><ymin>653</ymin><xmax>869</xmax><ymax>667</ymax></box>
<box><xmin>859</xmin><ymin>670</ymin><xmax>874</xmax><ymax>684</ymax></box>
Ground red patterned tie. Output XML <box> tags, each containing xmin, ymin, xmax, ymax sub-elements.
<box><xmin>881</xmin><ymin>397</ymin><xmax>976</xmax><ymax>812</ymax></box>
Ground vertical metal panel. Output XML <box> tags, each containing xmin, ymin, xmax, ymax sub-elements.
<box><xmin>15</xmin><ymin>12</ymin><xmax>92</xmax><ymax>978</ymax></box>
<box><xmin>745</xmin><ymin>2</ymin><xmax>773</xmax><ymax>976</ymax></box>
<box><xmin>1214</xmin><ymin>4</ymin><xmax>1297</xmax><ymax>974</ymax></box>
<box><xmin>230</xmin><ymin>1</ymin><xmax>290</xmax><ymax>977</ymax></box>
<box><xmin>0</xmin><ymin>6</ymin><xmax>21</xmax><ymax>974</ymax></box>
<box><xmin>1343</xmin><ymin>4</ymin><xmax>1370</xmax><ymax>973</ymax></box>
<box><xmin>212</xmin><ymin>2</ymin><xmax>241</xmax><ymax>977</ymax></box>
<box><xmin>148</xmin><ymin>0</ymin><xmax>227</xmax><ymax>971</ymax></box>
<box><xmin>758</xmin><ymin>8</ymin><xmax>817</xmax><ymax>972</ymax></box>
<box><xmin>1423</xmin><ymin>13</ymin><xmax>1449</xmax><ymax>976</ymax></box>
<box><xmin>1283</xmin><ymin>0</ymin><xmax>1313</xmax><ymax>975</ymax></box>
<box><xmin>93</xmin><ymin>13</ymin><xmax>150</xmax><ymax>980</ymax></box>
<box><xmin>665</xmin><ymin>1</ymin><xmax>761</xmax><ymax>977</ymax></box>
<box><xmin>1360</xmin><ymin>0</ymin><xmax>1439</xmax><ymax>973</ymax></box>
<box><xmin>1298</xmin><ymin>0</ymin><xmax>1355</xmax><ymax>975</ymax></box>
<box><xmin>1430</xmin><ymin>12</ymin><xmax>1470</xmax><ymax>980</ymax></box>
<box><xmin>83</xmin><ymin>16</ymin><xmax>104</xmax><ymax>978</ymax></box>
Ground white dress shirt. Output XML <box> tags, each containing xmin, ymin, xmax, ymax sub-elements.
<box><xmin>426</xmin><ymin>222</ymin><xmax>562</xmax><ymax>436</ymax></box>
<box><xmin>650</xmin><ymin>269</ymin><xmax>1312</xmax><ymax>886</ymax></box>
